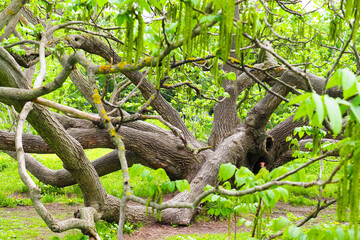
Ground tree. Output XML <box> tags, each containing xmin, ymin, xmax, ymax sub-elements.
<box><xmin>0</xmin><ymin>0</ymin><xmax>359</xmax><ymax>239</ymax></box>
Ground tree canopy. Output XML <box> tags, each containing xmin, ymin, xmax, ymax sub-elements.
<box><xmin>0</xmin><ymin>0</ymin><xmax>360</xmax><ymax>239</ymax></box>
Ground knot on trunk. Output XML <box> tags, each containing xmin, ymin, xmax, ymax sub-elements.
<box><xmin>263</xmin><ymin>135</ymin><xmax>274</xmax><ymax>153</ymax></box>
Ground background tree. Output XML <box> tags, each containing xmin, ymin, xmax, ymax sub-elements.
<box><xmin>0</xmin><ymin>0</ymin><xmax>359</xmax><ymax>239</ymax></box>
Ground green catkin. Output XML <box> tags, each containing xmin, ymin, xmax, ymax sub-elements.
<box><xmin>161</xmin><ymin>59</ymin><xmax>165</xmax><ymax>79</ymax></box>
<box><xmin>337</xmin><ymin>121</ymin><xmax>360</xmax><ymax>237</ymax></box>
<box><xmin>213</xmin><ymin>57</ymin><xmax>220</xmax><ymax>87</ymax></box>
<box><xmin>169</xmin><ymin>3</ymin><xmax>177</xmax><ymax>22</ymax></box>
<box><xmin>176</xmin><ymin>2</ymin><xmax>183</xmax><ymax>44</ymax></box>
<box><xmin>145</xmin><ymin>196</ymin><xmax>151</xmax><ymax>216</ymax></box>
<box><xmin>329</xmin><ymin>19</ymin><xmax>337</xmax><ymax>42</ymax></box>
<box><xmin>199</xmin><ymin>0</ymin><xmax>208</xmax><ymax>57</ymax></box>
<box><xmin>184</xmin><ymin>2</ymin><xmax>193</xmax><ymax>57</ymax></box>
<box><xmin>200</xmin><ymin>23</ymin><xmax>206</xmax><ymax>56</ymax></box>
<box><xmin>235</xmin><ymin>23</ymin><xmax>242</xmax><ymax>58</ymax></box>
<box><xmin>220</xmin><ymin>0</ymin><xmax>235</xmax><ymax>63</ymax></box>
<box><xmin>166</xmin><ymin>54</ymin><xmax>171</xmax><ymax>73</ymax></box>
<box><xmin>135</xmin><ymin>14</ymin><xmax>144</xmax><ymax>65</ymax></box>
<box><xmin>345</xmin><ymin>0</ymin><xmax>354</xmax><ymax>20</ymax></box>
<box><xmin>201</xmin><ymin>0</ymin><xmax>208</xmax><ymax>12</ymax></box>
<box><xmin>268</xmin><ymin>0</ymin><xmax>274</xmax><ymax>25</ymax></box>
<box><xmin>353</xmin><ymin>4</ymin><xmax>360</xmax><ymax>42</ymax></box>
<box><xmin>248</xmin><ymin>6</ymin><xmax>257</xmax><ymax>37</ymax></box>
<box><xmin>349</xmin><ymin>124</ymin><xmax>360</xmax><ymax>239</ymax></box>
<box><xmin>156</xmin><ymin>38</ymin><xmax>162</xmax><ymax>89</ymax></box>
<box><xmin>148</xmin><ymin>67</ymin><xmax>153</xmax><ymax>82</ymax></box>
<box><xmin>300</xmin><ymin>19</ymin><xmax>305</xmax><ymax>38</ymax></box>
<box><xmin>156</xmin><ymin>61</ymin><xmax>161</xmax><ymax>90</ymax></box>
<box><xmin>350</xmin><ymin>148</ymin><xmax>359</xmax><ymax>239</ymax></box>
<box><xmin>125</xmin><ymin>18</ymin><xmax>134</xmax><ymax>63</ymax></box>
<box><xmin>157</xmin><ymin>194</ymin><xmax>163</xmax><ymax>221</ymax></box>
<box><xmin>213</xmin><ymin>0</ymin><xmax>222</xmax><ymax>13</ymax></box>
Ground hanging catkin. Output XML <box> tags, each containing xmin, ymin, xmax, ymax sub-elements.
<box><xmin>345</xmin><ymin>0</ymin><xmax>354</xmax><ymax>20</ymax></box>
<box><xmin>135</xmin><ymin>14</ymin><xmax>144</xmax><ymax>65</ymax></box>
<box><xmin>337</xmin><ymin>121</ymin><xmax>360</xmax><ymax>239</ymax></box>
<box><xmin>235</xmin><ymin>23</ymin><xmax>242</xmax><ymax>58</ymax></box>
<box><xmin>220</xmin><ymin>0</ymin><xmax>235</xmax><ymax>63</ymax></box>
<box><xmin>125</xmin><ymin>17</ymin><xmax>134</xmax><ymax>63</ymax></box>
<box><xmin>176</xmin><ymin>1</ymin><xmax>183</xmax><ymax>44</ymax></box>
<box><xmin>183</xmin><ymin>2</ymin><xmax>193</xmax><ymax>58</ymax></box>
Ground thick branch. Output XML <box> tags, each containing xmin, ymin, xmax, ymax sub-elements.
<box><xmin>245</xmin><ymin>69</ymin><xmax>342</xmax><ymax>130</ymax></box>
<box><xmin>66</xmin><ymin>35</ymin><xmax>201</xmax><ymax>147</ymax></box>
<box><xmin>0</xmin><ymin>0</ymin><xmax>27</xmax><ymax>32</ymax></box>
<box><xmin>209</xmin><ymin>44</ymin><xmax>283</xmax><ymax>149</ymax></box>
<box><xmin>0</xmin><ymin>121</ymin><xmax>199</xmax><ymax>180</ymax></box>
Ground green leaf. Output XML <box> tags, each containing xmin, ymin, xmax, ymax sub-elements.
<box><xmin>129</xmin><ymin>164</ymin><xmax>145</xmax><ymax>177</ymax></box>
<box><xmin>199</xmin><ymin>15</ymin><xmax>217</xmax><ymax>24</ymax></box>
<box><xmin>267</xmin><ymin>166</ymin><xmax>288</xmax><ymax>180</ymax></box>
<box><xmin>305</xmin><ymin>141</ymin><xmax>313</xmax><ymax>149</ymax></box>
<box><xmin>272</xmin><ymin>216</ymin><xmax>290</xmax><ymax>232</ymax></box>
<box><xmin>294</xmin><ymin>98</ymin><xmax>315</xmax><ymax>121</ymax></box>
<box><xmin>327</xmin><ymin>68</ymin><xmax>357</xmax><ymax>99</ymax></box>
<box><xmin>141</xmin><ymin>169</ymin><xmax>150</xmax><ymax>178</ymax></box>
<box><xmin>147</xmin><ymin>0</ymin><xmax>162</xmax><ymax>10</ymax></box>
<box><xmin>307</xmin><ymin>225</ymin><xmax>322</xmax><ymax>238</ymax></box>
<box><xmin>245</xmin><ymin>220</ymin><xmax>252</xmax><ymax>227</ymax></box>
<box><xmin>211</xmin><ymin>194</ymin><xmax>220</xmax><ymax>202</ymax></box>
<box><xmin>161</xmin><ymin>181</ymin><xmax>176</xmax><ymax>193</ymax></box>
<box><xmin>208</xmin><ymin>208</ymin><xmax>215</xmax><ymax>215</ymax></box>
<box><xmin>215</xmin><ymin>208</ymin><xmax>221</xmax><ymax>216</ymax></box>
<box><xmin>149</xmin><ymin>185</ymin><xmax>156</xmax><ymax>196</ymax></box>
<box><xmin>222</xmin><ymin>181</ymin><xmax>232</xmax><ymax>190</ymax></box>
<box><xmin>175</xmin><ymin>180</ymin><xmax>190</xmax><ymax>192</ymax></box>
<box><xmin>235</xmin><ymin>167</ymin><xmax>254</xmax><ymax>187</ymax></box>
<box><xmin>249</xmin><ymin>204</ymin><xmax>257</xmax><ymax>214</ymax></box>
<box><xmin>341</xmin><ymin>68</ymin><xmax>357</xmax><ymax>99</ymax></box>
<box><xmin>190</xmin><ymin>0</ymin><xmax>200</xmax><ymax>6</ymax></box>
<box><xmin>116</xmin><ymin>14</ymin><xmax>126</xmax><ymax>27</ymax></box>
<box><xmin>312</xmin><ymin>92</ymin><xmax>324</xmax><ymax>126</ymax></box>
<box><xmin>137</xmin><ymin>0</ymin><xmax>151</xmax><ymax>13</ymax></box>
<box><xmin>324</xmin><ymin>95</ymin><xmax>342</xmax><ymax>135</ymax></box>
<box><xmin>237</xmin><ymin>218</ymin><xmax>246</xmax><ymax>226</ymax></box>
<box><xmin>335</xmin><ymin>227</ymin><xmax>345</xmax><ymax>239</ymax></box>
<box><xmin>288</xmin><ymin>225</ymin><xmax>302</xmax><ymax>238</ymax></box>
<box><xmin>265</xmin><ymin>190</ymin><xmax>277</xmax><ymax>208</ymax></box>
<box><xmin>255</xmin><ymin>167</ymin><xmax>269</xmax><ymax>180</ymax></box>
<box><xmin>350</xmin><ymin>103</ymin><xmax>360</xmax><ymax>122</ymax></box>
<box><xmin>218</xmin><ymin>163</ymin><xmax>236</xmax><ymax>182</ymax></box>
<box><xmin>96</xmin><ymin>0</ymin><xmax>107</xmax><ymax>7</ymax></box>
<box><xmin>275</xmin><ymin>187</ymin><xmax>289</xmax><ymax>202</ymax></box>
<box><xmin>340</xmin><ymin>68</ymin><xmax>356</xmax><ymax>90</ymax></box>
<box><xmin>327</xmin><ymin>68</ymin><xmax>342</xmax><ymax>89</ymax></box>
<box><xmin>260</xmin><ymin>191</ymin><xmax>270</xmax><ymax>206</ymax></box>
<box><xmin>226</xmin><ymin>72</ymin><xmax>237</xmax><ymax>81</ymax></box>
<box><xmin>287</xmin><ymin>93</ymin><xmax>311</xmax><ymax>106</ymax></box>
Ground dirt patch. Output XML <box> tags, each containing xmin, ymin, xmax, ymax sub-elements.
<box><xmin>124</xmin><ymin>220</ymin><xmax>239</xmax><ymax>240</ymax></box>
<box><xmin>125</xmin><ymin>201</ymin><xmax>338</xmax><ymax>240</ymax></box>
<box><xmin>0</xmin><ymin>201</ymin><xmax>338</xmax><ymax>240</ymax></box>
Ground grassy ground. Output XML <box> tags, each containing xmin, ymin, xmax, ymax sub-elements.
<box><xmin>0</xmin><ymin>150</ymin><xmax>341</xmax><ymax>239</ymax></box>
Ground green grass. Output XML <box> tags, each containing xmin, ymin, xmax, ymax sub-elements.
<box><xmin>0</xmin><ymin>149</ymin><xmax>341</xmax><ymax>239</ymax></box>
<box><xmin>0</xmin><ymin>149</ymin><xmax>131</xmax><ymax>206</ymax></box>
<box><xmin>0</xmin><ymin>205</ymin><xmax>82</xmax><ymax>239</ymax></box>
<box><xmin>282</xmin><ymin>157</ymin><xmax>339</xmax><ymax>206</ymax></box>
<box><xmin>164</xmin><ymin>232</ymin><xmax>255</xmax><ymax>240</ymax></box>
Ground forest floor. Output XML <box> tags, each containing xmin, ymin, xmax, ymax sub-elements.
<box><xmin>0</xmin><ymin>200</ymin><xmax>338</xmax><ymax>240</ymax></box>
